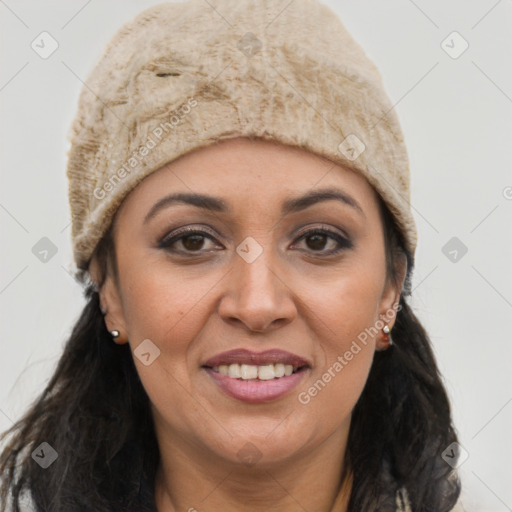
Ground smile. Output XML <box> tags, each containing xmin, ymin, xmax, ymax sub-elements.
<box><xmin>201</xmin><ymin>349</ymin><xmax>311</xmax><ymax>403</ymax></box>
<box><xmin>210</xmin><ymin>363</ymin><xmax>301</xmax><ymax>380</ymax></box>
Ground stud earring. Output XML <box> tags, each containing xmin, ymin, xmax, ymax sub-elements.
<box><xmin>110</xmin><ymin>330</ymin><xmax>120</xmax><ymax>339</ymax></box>
<box><xmin>382</xmin><ymin>324</ymin><xmax>393</xmax><ymax>347</ymax></box>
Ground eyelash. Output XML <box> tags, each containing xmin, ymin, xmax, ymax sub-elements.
<box><xmin>158</xmin><ymin>225</ymin><xmax>353</xmax><ymax>256</ymax></box>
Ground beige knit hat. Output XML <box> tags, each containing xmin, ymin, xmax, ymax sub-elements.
<box><xmin>66</xmin><ymin>0</ymin><xmax>417</xmax><ymax>273</ymax></box>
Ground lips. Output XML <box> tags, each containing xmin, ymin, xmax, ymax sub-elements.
<box><xmin>202</xmin><ymin>349</ymin><xmax>311</xmax><ymax>370</ymax></box>
<box><xmin>201</xmin><ymin>349</ymin><xmax>312</xmax><ymax>403</ymax></box>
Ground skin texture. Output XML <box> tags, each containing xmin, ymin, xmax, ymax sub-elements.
<box><xmin>91</xmin><ymin>137</ymin><xmax>405</xmax><ymax>512</ymax></box>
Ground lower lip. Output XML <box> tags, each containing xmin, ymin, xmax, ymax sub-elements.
<box><xmin>203</xmin><ymin>367</ymin><xmax>309</xmax><ymax>403</ymax></box>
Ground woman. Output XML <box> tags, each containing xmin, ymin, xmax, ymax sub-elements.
<box><xmin>0</xmin><ymin>0</ymin><xmax>462</xmax><ymax>510</ymax></box>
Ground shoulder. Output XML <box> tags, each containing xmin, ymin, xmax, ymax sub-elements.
<box><xmin>449</xmin><ymin>498</ymin><xmax>465</xmax><ymax>512</ymax></box>
<box><xmin>4</xmin><ymin>489</ymin><xmax>37</xmax><ymax>512</ymax></box>
<box><xmin>396</xmin><ymin>488</ymin><xmax>412</xmax><ymax>512</ymax></box>
<box><xmin>396</xmin><ymin>488</ymin><xmax>464</xmax><ymax>511</ymax></box>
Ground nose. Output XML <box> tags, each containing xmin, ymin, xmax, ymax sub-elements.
<box><xmin>218</xmin><ymin>244</ymin><xmax>297</xmax><ymax>333</ymax></box>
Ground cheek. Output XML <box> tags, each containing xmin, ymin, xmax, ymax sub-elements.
<box><xmin>120</xmin><ymin>260</ymin><xmax>219</xmax><ymax>356</ymax></box>
<box><xmin>295</xmin><ymin>261</ymin><xmax>384</xmax><ymax>419</ymax></box>
<box><xmin>308</xmin><ymin>255</ymin><xmax>385</xmax><ymax>352</ymax></box>
<box><xmin>117</xmin><ymin>260</ymin><xmax>221</xmax><ymax>432</ymax></box>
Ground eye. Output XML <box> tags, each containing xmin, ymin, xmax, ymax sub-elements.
<box><xmin>158</xmin><ymin>225</ymin><xmax>353</xmax><ymax>257</ymax></box>
<box><xmin>293</xmin><ymin>226</ymin><xmax>353</xmax><ymax>255</ymax></box>
<box><xmin>158</xmin><ymin>227</ymin><xmax>222</xmax><ymax>254</ymax></box>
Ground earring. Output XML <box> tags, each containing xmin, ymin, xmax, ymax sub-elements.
<box><xmin>382</xmin><ymin>324</ymin><xmax>393</xmax><ymax>347</ymax></box>
<box><xmin>110</xmin><ymin>330</ymin><xmax>120</xmax><ymax>339</ymax></box>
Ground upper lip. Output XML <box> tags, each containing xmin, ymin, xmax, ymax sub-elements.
<box><xmin>202</xmin><ymin>349</ymin><xmax>311</xmax><ymax>369</ymax></box>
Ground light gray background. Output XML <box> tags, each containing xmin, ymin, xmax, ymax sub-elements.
<box><xmin>1</xmin><ymin>1</ymin><xmax>511</xmax><ymax>510</ymax></box>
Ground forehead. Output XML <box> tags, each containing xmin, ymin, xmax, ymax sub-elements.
<box><xmin>116</xmin><ymin>137</ymin><xmax>380</xmax><ymax>221</ymax></box>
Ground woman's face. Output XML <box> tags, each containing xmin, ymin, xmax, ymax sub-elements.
<box><xmin>95</xmin><ymin>136</ymin><xmax>404</xmax><ymax>469</ymax></box>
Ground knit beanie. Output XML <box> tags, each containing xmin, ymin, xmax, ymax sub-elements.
<box><xmin>66</xmin><ymin>0</ymin><xmax>417</xmax><ymax>274</ymax></box>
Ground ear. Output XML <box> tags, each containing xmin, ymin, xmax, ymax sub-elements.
<box><xmin>375</xmin><ymin>252</ymin><xmax>407</xmax><ymax>350</ymax></box>
<box><xmin>89</xmin><ymin>255</ymin><xmax>129</xmax><ymax>345</ymax></box>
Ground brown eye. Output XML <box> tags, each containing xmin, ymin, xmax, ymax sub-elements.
<box><xmin>294</xmin><ymin>227</ymin><xmax>353</xmax><ymax>255</ymax></box>
<box><xmin>305</xmin><ymin>233</ymin><xmax>329</xmax><ymax>251</ymax></box>
<box><xmin>158</xmin><ymin>228</ymin><xmax>222</xmax><ymax>254</ymax></box>
<box><xmin>181</xmin><ymin>234</ymin><xmax>206</xmax><ymax>251</ymax></box>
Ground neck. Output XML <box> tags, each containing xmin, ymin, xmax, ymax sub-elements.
<box><xmin>154</xmin><ymin>423</ymin><xmax>352</xmax><ymax>512</ymax></box>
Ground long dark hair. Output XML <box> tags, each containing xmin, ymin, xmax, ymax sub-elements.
<box><xmin>0</xmin><ymin>197</ymin><xmax>460</xmax><ymax>511</ymax></box>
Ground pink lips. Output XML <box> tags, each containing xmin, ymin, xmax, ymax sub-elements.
<box><xmin>202</xmin><ymin>349</ymin><xmax>311</xmax><ymax>403</ymax></box>
<box><xmin>204</xmin><ymin>368</ymin><xmax>308</xmax><ymax>403</ymax></box>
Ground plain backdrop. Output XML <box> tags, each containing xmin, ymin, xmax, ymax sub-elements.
<box><xmin>1</xmin><ymin>1</ymin><xmax>511</xmax><ymax>510</ymax></box>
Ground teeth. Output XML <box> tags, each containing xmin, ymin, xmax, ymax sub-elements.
<box><xmin>274</xmin><ymin>363</ymin><xmax>285</xmax><ymax>378</ymax></box>
<box><xmin>228</xmin><ymin>364</ymin><xmax>241</xmax><ymax>378</ymax></box>
<box><xmin>258</xmin><ymin>365</ymin><xmax>275</xmax><ymax>380</ymax></box>
<box><xmin>211</xmin><ymin>363</ymin><xmax>298</xmax><ymax>380</ymax></box>
<box><xmin>240</xmin><ymin>364</ymin><xmax>258</xmax><ymax>379</ymax></box>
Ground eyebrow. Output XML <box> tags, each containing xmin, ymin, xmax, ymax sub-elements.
<box><xmin>143</xmin><ymin>186</ymin><xmax>365</xmax><ymax>225</ymax></box>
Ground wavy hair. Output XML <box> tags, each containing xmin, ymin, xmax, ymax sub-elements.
<box><xmin>0</xmin><ymin>197</ymin><xmax>460</xmax><ymax>511</ymax></box>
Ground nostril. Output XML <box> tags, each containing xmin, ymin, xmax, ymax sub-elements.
<box><xmin>155</xmin><ymin>72</ymin><xmax>181</xmax><ymax>77</ymax></box>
